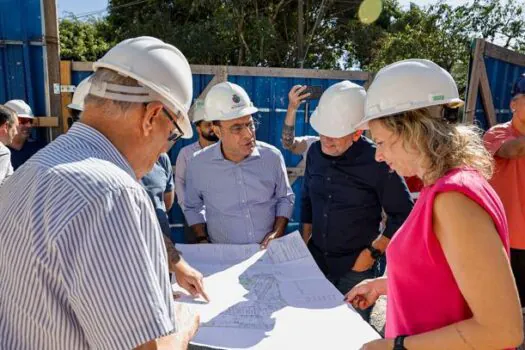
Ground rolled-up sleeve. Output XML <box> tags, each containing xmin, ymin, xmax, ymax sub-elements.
<box><xmin>183</xmin><ymin>157</ymin><xmax>206</xmax><ymax>225</ymax></box>
<box><xmin>274</xmin><ymin>151</ymin><xmax>295</xmax><ymax>218</ymax></box>
<box><xmin>57</xmin><ymin>187</ymin><xmax>176</xmax><ymax>350</ymax></box>
<box><xmin>174</xmin><ymin>149</ymin><xmax>187</xmax><ymax>209</ymax></box>
<box><xmin>376</xmin><ymin>164</ymin><xmax>413</xmax><ymax>238</ymax></box>
<box><xmin>300</xmin><ymin>150</ymin><xmax>313</xmax><ymax>224</ymax></box>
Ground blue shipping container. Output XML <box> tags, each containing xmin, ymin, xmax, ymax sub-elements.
<box><xmin>0</xmin><ymin>0</ymin><xmax>49</xmax><ymax>141</ymax></box>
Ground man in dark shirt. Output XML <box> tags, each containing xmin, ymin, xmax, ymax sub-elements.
<box><xmin>301</xmin><ymin>81</ymin><xmax>413</xmax><ymax>321</ymax></box>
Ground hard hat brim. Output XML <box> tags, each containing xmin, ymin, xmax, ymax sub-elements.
<box><xmin>67</xmin><ymin>103</ymin><xmax>84</xmax><ymax>112</ymax></box>
<box><xmin>358</xmin><ymin>98</ymin><xmax>465</xmax><ymax>130</ymax></box>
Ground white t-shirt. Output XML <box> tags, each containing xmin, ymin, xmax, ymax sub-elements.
<box><xmin>0</xmin><ymin>143</ymin><xmax>13</xmax><ymax>185</ymax></box>
<box><xmin>296</xmin><ymin>135</ymin><xmax>319</xmax><ymax>169</ymax></box>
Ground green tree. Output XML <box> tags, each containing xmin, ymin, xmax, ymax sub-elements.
<box><xmin>59</xmin><ymin>17</ymin><xmax>115</xmax><ymax>61</ymax></box>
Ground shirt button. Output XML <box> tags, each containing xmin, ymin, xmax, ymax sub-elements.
<box><xmin>245</xmin><ymin>214</ymin><xmax>249</xmax><ymax>218</ymax></box>
<box><xmin>322</xmin><ymin>233</ymin><xmax>327</xmax><ymax>238</ymax></box>
<box><xmin>323</xmin><ymin>213</ymin><xmax>328</xmax><ymax>218</ymax></box>
<box><xmin>324</xmin><ymin>252</ymin><xmax>329</xmax><ymax>257</ymax></box>
<box><xmin>332</xmin><ymin>161</ymin><xmax>336</xmax><ymax>165</ymax></box>
<box><xmin>242</xmin><ymin>200</ymin><xmax>246</xmax><ymax>203</ymax></box>
<box><xmin>327</xmin><ymin>177</ymin><xmax>331</xmax><ymax>181</ymax></box>
<box><xmin>328</xmin><ymin>194</ymin><xmax>332</xmax><ymax>199</ymax></box>
<box><xmin>238</xmin><ymin>181</ymin><xmax>242</xmax><ymax>184</ymax></box>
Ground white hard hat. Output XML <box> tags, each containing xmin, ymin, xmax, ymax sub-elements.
<box><xmin>4</xmin><ymin>99</ymin><xmax>34</xmax><ymax>119</ymax></box>
<box><xmin>204</xmin><ymin>82</ymin><xmax>258</xmax><ymax>121</ymax></box>
<box><xmin>67</xmin><ymin>76</ymin><xmax>92</xmax><ymax>112</ymax></box>
<box><xmin>310</xmin><ymin>81</ymin><xmax>366</xmax><ymax>138</ymax></box>
<box><xmin>191</xmin><ymin>99</ymin><xmax>207</xmax><ymax>123</ymax></box>
<box><xmin>357</xmin><ymin>59</ymin><xmax>464</xmax><ymax>130</ymax></box>
<box><xmin>91</xmin><ymin>36</ymin><xmax>193</xmax><ymax>139</ymax></box>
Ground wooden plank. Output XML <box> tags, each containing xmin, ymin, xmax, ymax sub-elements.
<box><xmin>484</xmin><ymin>41</ymin><xmax>525</xmax><ymax>67</ymax></box>
<box><xmin>187</xmin><ymin>67</ymin><xmax>228</xmax><ymax>120</ymax></box>
<box><xmin>34</xmin><ymin>117</ymin><xmax>59</xmax><ymax>128</ymax></box>
<box><xmin>72</xmin><ymin>61</ymin><xmax>94</xmax><ymax>71</ymax></box>
<box><xmin>60</xmin><ymin>61</ymin><xmax>73</xmax><ymax>133</ymax></box>
<box><xmin>191</xmin><ymin>65</ymin><xmax>370</xmax><ymax>80</ymax></box>
<box><xmin>72</xmin><ymin>61</ymin><xmax>370</xmax><ymax>81</ymax></box>
<box><xmin>42</xmin><ymin>0</ymin><xmax>62</xmax><ymax>140</ymax></box>
<box><xmin>478</xmin><ymin>58</ymin><xmax>498</xmax><ymax>127</ymax></box>
<box><xmin>464</xmin><ymin>39</ymin><xmax>485</xmax><ymax>124</ymax></box>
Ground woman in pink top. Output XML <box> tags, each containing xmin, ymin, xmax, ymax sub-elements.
<box><xmin>346</xmin><ymin>59</ymin><xmax>523</xmax><ymax>350</ymax></box>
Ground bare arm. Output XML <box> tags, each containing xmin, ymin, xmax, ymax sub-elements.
<box><xmin>301</xmin><ymin>223</ymin><xmax>312</xmax><ymax>244</ymax></box>
<box><xmin>496</xmin><ymin>136</ymin><xmax>525</xmax><ymax>159</ymax></box>
<box><xmin>402</xmin><ymin>192</ymin><xmax>523</xmax><ymax>349</ymax></box>
<box><xmin>135</xmin><ymin>303</ymin><xmax>199</xmax><ymax>350</ymax></box>
<box><xmin>281</xmin><ymin>85</ymin><xmax>310</xmax><ymax>154</ymax></box>
<box><xmin>164</xmin><ymin>190</ymin><xmax>175</xmax><ymax>211</ymax></box>
<box><xmin>162</xmin><ymin>233</ymin><xmax>181</xmax><ymax>272</ymax></box>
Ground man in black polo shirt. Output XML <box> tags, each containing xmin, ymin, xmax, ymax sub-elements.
<box><xmin>301</xmin><ymin>81</ymin><xmax>413</xmax><ymax>321</ymax></box>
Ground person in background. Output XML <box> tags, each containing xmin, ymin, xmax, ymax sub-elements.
<box><xmin>281</xmin><ymin>85</ymin><xmax>319</xmax><ymax>171</ymax></box>
<box><xmin>184</xmin><ymin>82</ymin><xmax>294</xmax><ymax>246</ymax></box>
<box><xmin>346</xmin><ymin>59</ymin><xmax>523</xmax><ymax>350</ymax></box>
<box><xmin>483</xmin><ymin>72</ymin><xmax>525</xmax><ymax>312</ymax></box>
<box><xmin>175</xmin><ymin>100</ymin><xmax>218</xmax><ymax>242</ymax></box>
<box><xmin>3</xmin><ymin>99</ymin><xmax>45</xmax><ymax>170</ymax></box>
<box><xmin>301</xmin><ymin>81</ymin><xmax>413</xmax><ymax>322</ymax></box>
<box><xmin>0</xmin><ymin>37</ymin><xmax>207</xmax><ymax>349</ymax></box>
<box><xmin>140</xmin><ymin>153</ymin><xmax>181</xmax><ymax>271</ymax></box>
<box><xmin>0</xmin><ymin>106</ymin><xmax>18</xmax><ymax>185</ymax></box>
<box><xmin>67</xmin><ymin>76</ymin><xmax>92</xmax><ymax>128</ymax></box>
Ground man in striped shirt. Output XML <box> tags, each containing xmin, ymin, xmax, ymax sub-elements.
<box><xmin>184</xmin><ymin>82</ymin><xmax>295</xmax><ymax>246</ymax></box>
<box><xmin>0</xmin><ymin>37</ymin><xmax>206</xmax><ymax>349</ymax></box>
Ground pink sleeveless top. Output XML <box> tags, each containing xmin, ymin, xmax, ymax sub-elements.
<box><xmin>386</xmin><ymin>168</ymin><xmax>510</xmax><ymax>338</ymax></box>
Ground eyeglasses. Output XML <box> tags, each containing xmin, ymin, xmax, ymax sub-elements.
<box><xmin>161</xmin><ymin>108</ymin><xmax>184</xmax><ymax>142</ymax></box>
<box><xmin>228</xmin><ymin>119</ymin><xmax>260</xmax><ymax>135</ymax></box>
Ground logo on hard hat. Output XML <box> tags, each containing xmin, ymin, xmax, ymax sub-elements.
<box><xmin>232</xmin><ymin>94</ymin><xmax>241</xmax><ymax>103</ymax></box>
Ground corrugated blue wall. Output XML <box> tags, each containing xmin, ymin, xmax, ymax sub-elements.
<box><xmin>0</xmin><ymin>0</ymin><xmax>47</xmax><ymax>116</ymax></box>
<box><xmin>71</xmin><ymin>70</ymin><xmax>366</xmax><ymax>242</ymax></box>
<box><xmin>474</xmin><ymin>56</ymin><xmax>525</xmax><ymax>130</ymax></box>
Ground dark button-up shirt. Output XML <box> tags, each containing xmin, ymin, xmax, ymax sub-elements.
<box><xmin>301</xmin><ymin>137</ymin><xmax>413</xmax><ymax>279</ymax></box>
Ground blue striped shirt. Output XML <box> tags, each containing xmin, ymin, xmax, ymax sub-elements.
<box><xmin>0</xmin><ymin>123</ymin><xmax>177</xmax><ymax>349</ymax></box>
<box><xmin>184</xmin><ymin>141</ymin><xmax>295</xmax><ymax>244</ymax></box>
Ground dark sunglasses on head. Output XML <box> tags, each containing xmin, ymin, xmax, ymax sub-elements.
<box><xmin>18</xmin><ymin>118</ymin><xmax>33</xmax><ymax>126</ymax></box>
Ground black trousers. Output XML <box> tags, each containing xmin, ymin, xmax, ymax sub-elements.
<box><xmin>511</xmin><ymin>248</ymin><xmax>525</xmax><ymax>306</ymax></box>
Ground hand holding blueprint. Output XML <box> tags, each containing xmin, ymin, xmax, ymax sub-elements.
<box><xmin>173</xmin><ymin>231</ymin><xmax>380</xmax><ymax>349</ymax></box>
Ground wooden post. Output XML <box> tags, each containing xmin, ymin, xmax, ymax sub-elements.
<box><xmin>478</xmin><ymin>58</ymin><xmax>498</xmax><ymax>127</ymax></box>
<box><xmin>464</xmin><ymin>39</ymin><xmax>485</xmax><ymax>124</ymax></box>
<box><xmin>42</xmin><ymin>0</ymin><xmax>62</xmax><ymax>139</ymax></box>
<box><xmin>187</xmin><ymin>66</ymin><xmax>228</xmax><ymax>120</ymax></box>
<box><xmin>60</xmin><ymin>60</ymin><xmax>73</xmax><ymax>133</ymax></box>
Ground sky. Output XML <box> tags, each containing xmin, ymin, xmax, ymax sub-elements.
<box><xmin>57</xmin><ymin>0</ymin><xmax>471</xmax><ymax>18</ymax></box>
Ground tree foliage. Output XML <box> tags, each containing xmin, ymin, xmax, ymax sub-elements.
<box><xmin>59</xmin><ymin>17</ymin><xmax>115</xmax><ymax>61</ymax></box>
<box><xmin>59</xmin><ymin>0</ymin><xmax>525</xmax><ymax>93</ymax></box>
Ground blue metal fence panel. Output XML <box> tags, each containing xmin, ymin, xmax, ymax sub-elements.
<box><xmin>0</xmin><ymin>0</ymin><xmax>47</xmax><ymax>117</ymax></box>
<box><xmin>475</xmin><ymin>55</ymin><xmax>525</xmax><ymax>130</ymax></box>
<box><xmin>71</xmin><ymin>71</ymin><xmax>366</xmax><ymax>242</ymax></box>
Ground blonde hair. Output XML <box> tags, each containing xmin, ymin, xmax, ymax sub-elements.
<box><xmin>376</xmin><ymin>107</ymin><xmax>493</xmax><ymax>184</ymax></box>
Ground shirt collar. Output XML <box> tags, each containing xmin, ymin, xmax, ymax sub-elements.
<box><xmin>68</xmin><ymin>122</ymin><xmax>136</xmax><ymax>178</ymax></box>
<box><xmin>211</xmin><ymin>141</ymin><xmax>261</xmax><ymax>161</ymax></box>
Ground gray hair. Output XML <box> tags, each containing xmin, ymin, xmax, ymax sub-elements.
<box><xmin>0</xmin><ymin>105</ymin><xmax>18</xmax><ymax>127</ymax></box>
<box><xmin>84</xmin><ymin>68</ymin><xmax>142</xmax><ymax>113</ymax></box>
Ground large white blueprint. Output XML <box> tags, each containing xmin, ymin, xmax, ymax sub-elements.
<box><xmin>173</xmin><ymin>231</ymin><xmax>380</xmax><ymax>349</ymax></box>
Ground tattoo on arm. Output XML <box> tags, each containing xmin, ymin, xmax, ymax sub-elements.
<box><xmin>281</xmin><ymin>124</ymin><xmax>296</xmax><ymax>150</ymax></box>
<box><xmin>163</xmin><ymin>234</ymin><xmax>181</xmax><ymax>269</ymax></box>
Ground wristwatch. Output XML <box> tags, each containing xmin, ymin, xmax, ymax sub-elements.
<box><xmin>393</xmin><ymin>335</ymin><xmax>407</xmax><ymax>350</ymax></box>
<box><xmin>366</xmin><ymin>245</ymin><xmax>383</xmax><ymax>260</ymax></box>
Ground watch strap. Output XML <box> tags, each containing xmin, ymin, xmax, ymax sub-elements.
<box><xmin>393</xmin><ymin>335</ymin><xmax>408</xmax><ymax>350</ymax></box>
